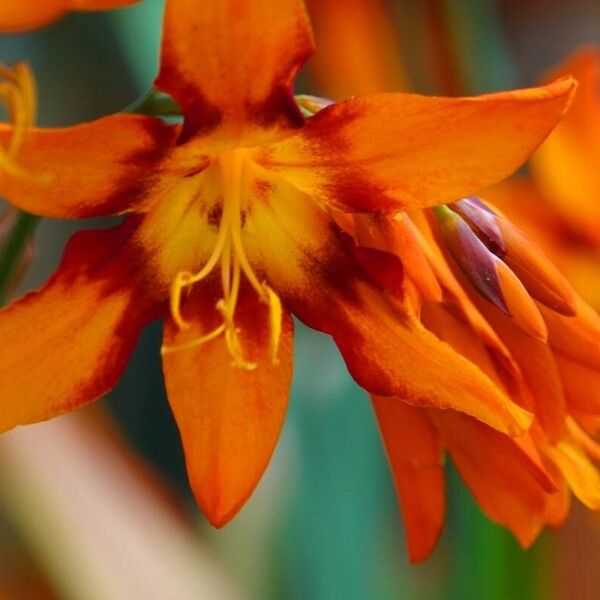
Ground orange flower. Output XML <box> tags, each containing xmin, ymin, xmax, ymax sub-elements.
<box><xmin>0</xmin><ymin>0</ymin><xmax>139</xmax><ymax>33</ymax></box>
<box><xmin>0</xmin><ymin>0</ymin><xmax>576</xmax><ymax>528</ymax></box>
<box><xmin>488</xmin><ymin>48</ymin><xmax>600</xmax><ymax>307</ymax></box>
<box><xmin>353</xmin><ymin>199</ymin><xmax>600</xmax><ymax>562</ymax></box>
<box><xmin>308</xmin><ymin>1</ymin><xmax>600</xmax><ymax>562</ymax></box>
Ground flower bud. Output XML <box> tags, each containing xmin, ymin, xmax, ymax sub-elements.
<box><xmin>434</xmin><ymin>204</ymin><xmax>547</xmax><ymax>341</ymax></box>
<box><xmin>451</xmin><ymin>197</ymin><xmax>576</xmax><ymax>315</ymax></box>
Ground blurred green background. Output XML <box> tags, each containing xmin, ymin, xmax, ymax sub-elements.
<box><xmin>0</xmin><ymin>1</ymin><xmax>599</xmax><ymax>598</ymax></box>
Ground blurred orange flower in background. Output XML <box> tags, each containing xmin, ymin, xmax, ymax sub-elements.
<box><xmin>308</xmin><ymin>0</ymin><xmax>600</xmax><ymax>562</ymax></box>
<box><xmin>0</xmin><ymin>0</ymin><xmax>591</xmax><ymax>560</ymax></box>
<box><xmin>488</xmin><ymin>48</ymin><xmax>600</xmax><ymax>307</ymax></box>
<box><xmin>0</xmin><ymin>0</ymin><xmax>139</xmax><ymax>33</ymax></box>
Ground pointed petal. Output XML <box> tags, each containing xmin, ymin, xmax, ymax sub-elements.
<box><xmin>0</xmin><ymin>114</ymin><xmax>177</xmax><ymax>218</ymax></box>
<box><xmin>256</xmin><ymin>79</ymin><xmax>576</xmax><ymax>212</ymax></box>
<box><xmin>542</xmin><ymin>436</ymin><xmax>600</xmax><ymax>509</ymax></box>
<box><xmin>494</xmin><ymin>211</ymin><xmax>576</xmax><ymax>315</ymax></box>
<box><xmin>495</xmin><ymin>259</ymin><xmax>548</xmax><ymax>341</ymax></box>
<box><xmin>413</xmin><ymin>212</ymin><xmax>530</xmax><ymax>401</ymax></box>
<box><xmin>371</xmin><ymin>396</ymin><xmax>444</xmax><ymax>562</ymax></box>
<box><xmin>0</xmin><ymin>0</ymin><xmax>138</xmax><ymax>31</ymax></box>
<box><xmin>156</xmin><ymin>0</ymin><xmax>314</xmax><ymax>147</ymax></box>
<box><xmin>162</xmin><ymin>282</ymin><xmax>293</xmax><ymax>527</ymax></box>
<box><xmin>243</xmin><ymin>174</ymin><xmax>532</xmax><ymax>435</ymax></box>
<box><xmin>0</xmin><ymin>221</ymin><xmax>155</xmax><ymax>431</ymax></box>
<box><xmin>541</xmin><ymin>457</ymin><xmax>571</xmax><ymax>528</ymax></box>
<box><xmin>469</xmin><ymin>291</ymin><xmax>567</xmax><ymax>442</ymax></box>
<box><xmin>432</xmin><ymin>412</ymin><xmax>554</xmax><ymax>547</ymax></box>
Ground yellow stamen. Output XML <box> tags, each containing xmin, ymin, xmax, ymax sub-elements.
<box><xmin>0</xmin><ymin>61</ymin><xmax>35</xmax><ymax>177</ymax></box>
<box><xmin>161</xmin><ymin>149</ymin><xmax>283</xmax><ymax>366</ymax></box>
<box><xmin>263</xmin><ymin>283</ymin><xmax>282</xmax><ymax>364</ymax></box>
<box><xmin>160</xmin><ymin>323</ymin><xmax>226</xmax><ymax>355</ymax></box>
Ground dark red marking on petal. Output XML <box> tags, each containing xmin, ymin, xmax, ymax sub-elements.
<box><xmin>253</xmin><ymin>179</ymin><xmax>274</xmax><ymax>203</ymax></box>
<box><xmin>322</xmin><ymin>169</ymin><xmax>394</xmax><ymax>213</ymax></box>
<box><xmin>104</xmin><ymin>118</ymin><xmax>181</xmax><ymax>216</ymax></box>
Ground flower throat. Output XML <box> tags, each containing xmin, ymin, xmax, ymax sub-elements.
<box><xmin>161</xmin><ymin>148</ymin><xmax>282</xmax><ymax>369</ymax></box>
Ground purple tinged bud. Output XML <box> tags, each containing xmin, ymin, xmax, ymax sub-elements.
<box><xmin>433</xmin><ymin>205</ymin><xmax>508</xmax><ymax>314</ymax></box>
<box><xmin>450</xmin><ymin>197</ymin><xmax>506</xmax><ymax>255</ymax></box>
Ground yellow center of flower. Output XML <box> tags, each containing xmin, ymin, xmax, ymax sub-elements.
<box><xmin>161</xmin><ymin>148</ymin><xmax>282</xmax><ymax>369</ymax></box>
<box><xmin>0</xmin><ymin>62</ymin><xmax>35</xmax><ymax>176</ymax></box>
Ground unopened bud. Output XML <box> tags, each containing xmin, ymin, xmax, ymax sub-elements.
<box><xmin>451</xmin><ymin>197</ymin><xmax>576</xmax><ymax>316</ymax></box>
<box><xmin>434</xmin><ymin>204</ymin><xmax>547</xmax><ymax>341</ymax></box>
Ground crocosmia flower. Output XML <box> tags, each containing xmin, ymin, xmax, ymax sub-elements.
<box><xmin>307</xmin><ymin>2</ymin><xmax>600</xmax><ymax>563</ymax></box>
<box><xmin>0</xmin><ymin>0</ymin><xmax>577</xmax><ymax>528</ymax></box>
<box><xmin>0</xmin><ymin>0</ymin><xmax>138</xmax><ymax>33</ymax></box>
<box><xmin>370</xmin><ymin>198</ymin><xmax>600</xmax><ymax>561</ymax></box>
<box><xmin>489</xmin><ymin>48</ymin><xmax>600</xmax><ymax>306</ymax></box>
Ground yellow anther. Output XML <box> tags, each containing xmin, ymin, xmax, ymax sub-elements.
<box><xmin>169</xmin><ymin>271</ymin><xmax>194</xmax><ymax>330</ymax></box>
<box><xmin>225</xmin><ymin>326</ymin><xmax>257</xmax><ymax>371</ymax></box>
<box><xmin>0</xmin><ymin>61</ymin><xmax>36</xmax><ymax>177</ymax></box>
<box><xmin>262</xmin><ymin>283</ymin><xmax>282</xmax><ymax>364</ymax></box>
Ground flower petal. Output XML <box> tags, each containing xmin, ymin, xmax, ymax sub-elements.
<box><xmin>371</xmin><ymin>396</ymin><xmax>444</xmax><ymax>563</ymax></box>
<box><xmin>542</xmin><ymin>436</ymin><xmax>600</xmax><ymax>509</ymax></box>
<box><xmin>0</xmin><ymin>114</ymin><xmax>178</xmax><ymax>218</ymax></box>
<box><xmin>555</xmin><ymin>353</ymin><xmax>600</xmax><ymax>414</ymax></box>
<box><xmin>468</xmin><ymin>291</ymin><xmax>567</xmax><ymax>442</ymax></box>
<box><xmin>354</xmin><ymin>213</ymin><xmax>442</xmax><ymax>302</ymax></box>
<box><xmin>243</xmin><ymin>173</ymin><xmax>532</xmax><ymax>435</ymax></box>
<box><xmin>162</xmin><ymin>281</ymin><xmax>293</xmax><ymax>527</ymax></box>
<box><xmin>0</xmin><ymin>221</ymin><xmax>155</xmax><ymax>432</ymax></box>
<box><xmin>539</xmin><ymin>296</ymin><xmax>600</xmax><ymax>371</ymax></box>
<box><xmin>0</xmin><ymin>1</ymin><xmax>67</xmax><ymax>32</ymax></box>
<box><xmin>155</xmin><ymin>0</ymin><xmax>314</xmax><ymax>147</ymax></box>
<box><xmin>255</xmin><ymin>78</ymin><xmax>576</xmax><ymax>212</ymax></box>
<box><xmin>0</xmin><ymin>0</ymin><xmax>138</xmax><ymax>31</ymax></box>
<box><xmin>431</xmin><ymin>412</ymin><xmax>555</xmax><ymax>547</ymax></box>
<box><xmin>414</xmin><ymin>212</ymin><xmax>529</xmax><ymax>398</ymax></box>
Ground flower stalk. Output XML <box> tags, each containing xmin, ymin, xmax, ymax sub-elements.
<box><xmin>0</xmin><ymin>209</ymin><xmax>38</xmax><ymax>305</ymax></box>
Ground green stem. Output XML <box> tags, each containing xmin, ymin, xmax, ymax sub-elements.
<box><xmin>0</xmin><ymin>211</ymin><xmax>39</xmax><ymax>305</ymax></box>
<box><xmin>125</xmin><ymin>88</ymin><xmax>182</xmax><ymax>117</ymax></box>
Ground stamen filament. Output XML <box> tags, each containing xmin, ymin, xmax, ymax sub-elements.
<box><xmin>161</xmin><ymin>323</ymin><xmax>226</xmax><ymax>355</ymax></box>
<box><xmin>164</xmin><ymin>148</ymin><xmax>283</xmax><ymax>367</ymax></box>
